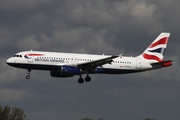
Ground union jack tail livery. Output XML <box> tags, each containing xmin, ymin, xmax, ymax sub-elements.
<box><xmin>138</xmin><ymin>33</ymin><xmax>170</xmax><ymax>62</ymax></box>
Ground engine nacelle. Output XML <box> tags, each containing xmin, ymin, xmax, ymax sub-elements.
<box><xmin>61</xmin><ymin>66</ymin><xmax>81</xmax><ymax>75</ymax></box>
<box><xmin>50</xmin><ymin>66</ymin><xmax>81</xmax><ymax>78</ymax></box>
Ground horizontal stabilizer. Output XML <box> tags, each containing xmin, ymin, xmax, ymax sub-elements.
<box><xmin>150</xmin><ymin>60</ymin><xmax>173</xmax><ymax>68</ymax></box>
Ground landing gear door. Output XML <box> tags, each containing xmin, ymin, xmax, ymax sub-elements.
<box><xmin>136</xmin><ymin>58</ymin><xmax>141</xmax><ymax>69</ymax></box>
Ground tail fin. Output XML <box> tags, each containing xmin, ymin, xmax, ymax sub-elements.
<box><xmin>138</xmin><ymin>32</ymin><xmax>170</xmax><ymax>62</ymax></box>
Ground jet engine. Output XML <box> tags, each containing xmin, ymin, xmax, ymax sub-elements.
<box><xmin>50</xmin><ymin>66</ymin><xmax>81</xmax><ymax>77</ymax></box>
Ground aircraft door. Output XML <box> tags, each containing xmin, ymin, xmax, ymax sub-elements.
<box><xmin>136</xmin><ymin>58</ymin><xmax>141</xmax><ymax>69</ymax></box>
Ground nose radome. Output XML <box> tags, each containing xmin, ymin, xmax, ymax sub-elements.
<box><xmin>6</xmin><ymin>58</ymin><xmax>13</xmax><ymax>64</ymax></box>
<box><xmin>6</xmin><ymin>58</ymin><xmax>10</xmax><ymax>64</ymax></box>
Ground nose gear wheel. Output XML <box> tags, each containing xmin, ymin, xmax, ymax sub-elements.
<box><xmin>26</xmin><ymin>69</ymin><xmax>31</xmax><ymax>79</ymax></box>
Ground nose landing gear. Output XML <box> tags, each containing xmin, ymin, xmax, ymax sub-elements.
<box><xmin>26</xmin><ymin>69</ymin><xmax>31</xmax><ymax>79</ymax></box>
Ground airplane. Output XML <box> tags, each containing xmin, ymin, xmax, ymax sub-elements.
<box><xmin>6</xmin><ymin>32</ymin><xmax>173</xmax><ymax>84</ymax></box>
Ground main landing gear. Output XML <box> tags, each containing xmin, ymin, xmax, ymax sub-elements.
<box><xmin>78</xmin><ymin>75</ymin><xmax>91</xmax><ymax>84</ymax></box>
<box><xmin>26</xmin><ymin>69</ymin><xmax>31</xmax><ymax>79</ymax></box>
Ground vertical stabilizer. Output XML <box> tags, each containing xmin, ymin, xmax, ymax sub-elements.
<box><xmin>138</xmin><ymin>32</ymin><xmax>170</xmax><ymax>62</ymax></box>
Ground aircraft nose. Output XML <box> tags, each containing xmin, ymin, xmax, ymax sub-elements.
<box><xmin>6</xmin><ymin>58</ymin><xmax>13</xmax><ymax>65</ymax></box>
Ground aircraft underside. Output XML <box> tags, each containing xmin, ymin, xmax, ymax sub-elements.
<box><xmin>7</xmin><ymin>63</ymin><xmax>142</xmax><ymax>84</ymax></box>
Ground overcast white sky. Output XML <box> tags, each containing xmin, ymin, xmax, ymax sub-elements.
<box><xmin>1</xmin><ymin>0</ymin><xmax>180</xmax><ymax>120</ymax></box>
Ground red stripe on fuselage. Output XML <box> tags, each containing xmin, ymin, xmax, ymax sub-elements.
<box><xmin>26</xmin><ymin>54</ymin><xmax>44</xmax><ymax>56</ymax></box>
<box><xmin>149</xmin><ymin>37</ymin><xmax>168</xmax><ymax>48</ymax></box>
<box><xmin>142</xmin><ymin>53</ymin><xmax>162</xmax><ymax>62</ymax></box>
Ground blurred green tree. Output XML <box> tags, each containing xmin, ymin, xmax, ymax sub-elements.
<box><xmin>0</xmin><ymin>105</ymin><xmax>26</xmax><ymax>120</ymax></box>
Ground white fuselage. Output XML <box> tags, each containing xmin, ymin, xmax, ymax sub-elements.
<box><xmin>6</xmin><ymin>51</ymin><xmax>152</xmax><ymax>74</ymax></box>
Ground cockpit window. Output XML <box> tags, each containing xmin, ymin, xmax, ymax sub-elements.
<box><xmin>13</xmin><ymin>54</ymin><xmax>22</xmax><ymax>58</ymax></box>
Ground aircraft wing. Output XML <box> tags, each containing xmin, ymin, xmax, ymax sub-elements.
<box><xmin>77</xmin><ymin>55</ymin><xmax>119</xmax><ymax>70</ymax></box>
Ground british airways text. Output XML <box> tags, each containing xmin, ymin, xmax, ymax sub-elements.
<box><xmin>35</xmin><ymin>58</ymin><xmax>65</xmax><ymax>63</ymax></box>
